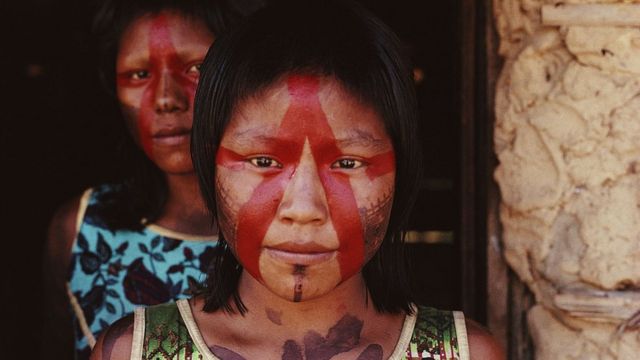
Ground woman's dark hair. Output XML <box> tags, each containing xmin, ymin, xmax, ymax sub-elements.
<box><xmin>193</xmin><ymin>0</ymin><xmax>422</xmax><ymax>314</ymax></box>
<box><xmin>90</xmin><ymin>0</ymin><xmax>252</xmax><ymax>230</ymax></box>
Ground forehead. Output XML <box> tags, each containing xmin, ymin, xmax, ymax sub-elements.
<box><xmin>117</xmin><ymin>11</ymin><xmax>214</xmax><ymax>60</ymax></box>
<box><xmin>225</xmin><ymin>77</ymin><xmax>389</xmax><ymax>142</ymax></box>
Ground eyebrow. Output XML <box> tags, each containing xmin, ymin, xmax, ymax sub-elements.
<box><xmin>228</xmin><ymin>127</ymin><xmax>389</xmax><ymax>151</ymax></box>
<box><xmin>227</xmin><ymin>128</ymin><xmax>285</xmax><ymax>148</ymax></box>
<box><xmin>334</xmin><ymin>129</ymin><xmax>389</xmax><ymax>151</ymax></box>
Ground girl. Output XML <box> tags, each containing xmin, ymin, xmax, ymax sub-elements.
<box><xmin>92</xmin><ymin>1</ymin><xmax>504</xmax><ymax>359</ymax></box>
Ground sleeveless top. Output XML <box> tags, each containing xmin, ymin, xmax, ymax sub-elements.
<box><xmin>67</xmin><ymin>186</ymin><xmax>219</xmax><ymax>359</ymax></box>
<box><xmin>129</xmin><ymin>300</ymin><xmax>470</xmax><ymax>360</ymax></box>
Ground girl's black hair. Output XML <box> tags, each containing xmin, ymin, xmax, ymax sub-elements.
<box><xmin>91</xmin><ymin>0</ymin><xmax>254</xmax><ymax>230</ymax></box>
<box><xmin>193</xmin><ymin>0</ymin><xmax>422</xmax><ymax>314</ymax></box>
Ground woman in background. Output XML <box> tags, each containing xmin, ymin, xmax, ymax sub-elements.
<box><xmin>43</xmin><ymin>0</ymin><xmax>259</xmax><ymax>358</ymax></box>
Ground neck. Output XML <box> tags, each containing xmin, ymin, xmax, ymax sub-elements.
<box><xmin>154</xmin><ymin>172</ymin><xmax>216</xmax><ymax>236</ymax></box>
<box><xmin>193</xmin><ymin>271</ymin><xmax>405</xmax><ymax>360</ymax></box>
<box><xmin>239</xmin><ymin>272</ymin><xmax>372</xmax><ymax>333</ymax></box>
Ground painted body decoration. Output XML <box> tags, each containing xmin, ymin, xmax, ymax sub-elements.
<box><xmin>210</xmin><ymin>314</ymin><xmax>384</xmax><ymax>360</ymax></box>
<box><xmin>216</xmin><ymin>75</ymin><xmax>395</xmax><ymax>302</ymax></box>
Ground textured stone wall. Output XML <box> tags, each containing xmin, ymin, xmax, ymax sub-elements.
<box><xmin>493</xmin><ymin>1</ymin><xmax>640</xmax><ymax>358</ymax></box>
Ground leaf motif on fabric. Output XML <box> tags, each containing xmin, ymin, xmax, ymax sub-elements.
<box><xmin>80</xmin><ymin>252</ymin><xmax>101</xmax><ymax>274</ymax></box>
<box><xmin>152</xmin><ymin>253</ymin><xmax>166</xmax><ymax>262</ymax></box>
<box><xmin>151</xmin><ymin>236</ymin><xmax>161</xmax><ymax>249</ymax></box>
<box><xmin>183</xmin><ymin>247</ymin><xmax>194</xmax><ymax>260</ymax></box>
<box><xmin>115</xmin><ymin>242</ymin><xmax>129</xmax><ymax>255</ymax></box>
<box><xmin>77</xmin><ymin>233</ymin><xmax>89</xmax><ymax>251</ymax></box>
<box><xmin>96</xmin><ymin>233</ymin><xmax>112</xmax><ymax>263</ymax></box>
<box><xmin>162</xmin><ymin>237</ymin><xmax>181</xmax><ymax>252</ymax></box>
<box><xmin>198</xmin><ymin>246</ymin><xmax>216</xmax><ymax>273</ymax></box>
<box><xmin>122</xmin><ymin>258</ymin><xmax>171</xmax><ymax>305</ymax></box>
<box><xmin>167</xmin><ymin>264</ymin><xmax>184</xmax><ymax>274</ymax></box>
<box><xmin>79</xmin><ymin>285</ymin><xmax>105</xmax><ymax>325</ymax></box>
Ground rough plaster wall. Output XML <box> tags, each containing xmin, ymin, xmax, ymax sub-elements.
<box><xmin>494</xmin><ymin>1</ymin><xmax>640</xmax><ymax>358</ymax></box>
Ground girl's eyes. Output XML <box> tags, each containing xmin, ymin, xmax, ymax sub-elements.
<box><xmin>122</xmin><ymin>63</ymin><xmax>202</xmax><ymax>82</ymax></box>
<box><xmin>331</xmin><ymin>158</ymin><xmax>364</xmax><ymax>169</ymax></box>
<box><xmin>249</xmin><ymin>156</ymin><xmax>282</xmax><ymax>168</ymax></box>
<box><xmin>130</xmin><ymin>70</ymin><xmax>150</xmax><ymax>80</ymax></box>
<box><xmin>187</xmin><ymin>63</ymin><xmax>202</xmax><ymax>75</ymax></box>
<box><xmin>246</xmin><ymin>156</ymin><xmax>364</xmax><ymax>170</ymax></box>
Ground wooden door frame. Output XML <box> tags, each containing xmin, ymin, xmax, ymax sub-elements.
<box><xmin>472</xmin><ymin>0</ymin><xmax>536</xmax><ymax>358</ymax></box>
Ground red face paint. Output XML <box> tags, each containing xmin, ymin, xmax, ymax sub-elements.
<box><xmin>217</xmin><ymin>75</ymin><xmax>395</xmax><ymax>283</ymax></box>
<box><xmin>116</xmin><ymin>14</ymin><xmax>198</xmax><ymax>157</ymax></box>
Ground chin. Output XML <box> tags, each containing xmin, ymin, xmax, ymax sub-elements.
<box><xmin>259</xmin><ymin>257</ymin><xmax>343</xmax><ymax>302</ymax></box>
<box><xmin>152</xmin><ymin>154</ymin><xmax>194</xmax><ymax>174</ymax></box>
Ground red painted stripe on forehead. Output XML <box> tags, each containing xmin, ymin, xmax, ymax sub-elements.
<box><xmin>285</xmin><ymin>76</ymin><xmax>364</xmax><ymax>279</ymax></box>
<box><xmin>136</xmin><ymin>14</ymin><xmax>198</xmax><ymax>157</ymax></box>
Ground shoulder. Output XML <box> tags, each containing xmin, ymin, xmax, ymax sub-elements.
<box><xmin>91</xmin><ymin>314</ymin><xmax>135</xmax><ymax>360</ymax></box>
<box><xmin>44</xmin><ymin>192</ymin><xmax>85</xmax><ymax>275</ymax></box>
<box><xmin>465</xmin><ymin>318</ymin><xmax>505</xmax><ymax>360</ymax></box>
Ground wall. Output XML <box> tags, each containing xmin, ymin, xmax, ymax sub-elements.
<box><xmin>493</xmin><ymin>1</ymin><xmax>640</xmax><ymax>358</ymax></box>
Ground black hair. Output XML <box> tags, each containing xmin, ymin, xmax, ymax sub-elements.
<box><xmin>193</xmin><ymin>0</ymin><xmax>422</xmax><ymax>314</ymax></box>
<box><xmin>90</xmin><ymin>0</ymin><xmax>254</xmax><ymax>230</ymax></box>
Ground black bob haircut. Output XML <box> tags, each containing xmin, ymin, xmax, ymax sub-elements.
<box><xmin>89</xmin><ymin>0</ymin><xmax>252</xmax><ymax>230</ymax></box>
<box><xmin>192</xmin><ymin>0</ymin><xmax>422</xmax><ymax>314</ymax></box>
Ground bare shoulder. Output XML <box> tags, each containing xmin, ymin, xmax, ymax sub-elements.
<box><xmin>465</xmin><ymin>318</ymin><xmax>505</xmax><ymax>360</ymax></box>
<box><xmin>91</xmin><ymin>314</ymin><xmax>135</xmax><ymax>360</ymax></box>
<box><xmin>44</xmin><ymin>193</ymin><xmax>84</xmax><ymax>273</ymax></box>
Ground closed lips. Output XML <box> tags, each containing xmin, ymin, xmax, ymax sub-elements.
<box><xmin>153</xmin><ymin>128</ymin><xmax>191</xmax><ymax>145</ymax></box>
<box><xmin>264</xmin><ymin>243</ymin><xmax>336</xmax><ymax>266</ymax></box>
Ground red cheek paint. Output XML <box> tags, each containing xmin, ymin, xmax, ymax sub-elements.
<box><xmin>218</xmin><ymin>75</ymin><xmax>394</xmax><ymax>282</ymax></box>
<box><xmin>129</xmin><ymin>14</ymin><xmax>198</xmax><ymax>157</ymax></box>
<box><xmin>365</xmin><ymin>151</ymin><xmax>395</xmax><ymax>180</ymax></box>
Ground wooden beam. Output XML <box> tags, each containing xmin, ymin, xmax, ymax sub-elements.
<box><xmin>542</xmin><ymin>4</ymin><xmax>640</xmax><ymax>26</ymax></box>
<box><xmin>555</xmin><ymin>290</ymin><xmax>640</xmax><ymax>321</ymax></box>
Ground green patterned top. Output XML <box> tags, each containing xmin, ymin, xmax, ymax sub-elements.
<box><xmin>131</xmin><ymin>300</ymin><xmax>469</xmax><ymax>360</ymax></box>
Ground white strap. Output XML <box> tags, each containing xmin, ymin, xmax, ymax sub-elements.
<box><xmin>453</xmin><ymin>311</ymin><xmax>470</xmax><ymax>360</ymax></box>
<box><xmin>130</xmin><ymin>307</ymin><xmax>146</xmax><ymax>360</ymax></box>
<box><xmin>176</xmin><ymin>299</ymin><xmax>220</xmax><ymax>360</ymax></box>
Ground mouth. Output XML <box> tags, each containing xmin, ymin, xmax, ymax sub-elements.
<box><xmin>152</xmin><ymin>127</ymin><xmax>191</xmax><ymax>146</ymax></box>
<box><xmin>264</xmin><ymin>242</ymin><xmax>336</xmax><ymax>266</ymax></box>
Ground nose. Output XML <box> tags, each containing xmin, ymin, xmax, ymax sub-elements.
<box><xmin>154</xmin><ymin>70</ymin><xmax>189</xmax><ymax>113</ymax></box>
<box><xmin>277</xmin><ymin>141</ymin><xmax>329</xmax><ymax>226</ymax></box>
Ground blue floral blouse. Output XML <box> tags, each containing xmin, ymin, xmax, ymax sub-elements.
<box><xmin>66</xmin><ymin>185</ymin><xmax>218</xmax><ymax>359</ymax></box>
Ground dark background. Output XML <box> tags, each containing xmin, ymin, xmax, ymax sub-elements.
<box><xmin>1</xmin><ymin>0</ymin><xmax>467</xmax><ymax>355</ymax></box>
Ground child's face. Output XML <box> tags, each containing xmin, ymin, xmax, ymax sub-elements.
<box><xmin>216</xmin><ymin>75</ymin><xmax>395</xmax><ymax>302</ymax></box>
<box><xmin>116</xmin><ymin>11</ymin><xmax>214</xmax><ymax>174</ymax></box>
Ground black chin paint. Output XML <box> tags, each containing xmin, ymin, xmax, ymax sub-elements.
<box><xmin>293</xmin><ymin>264</ymin><xmax>306</xmax><ymax>302</ymax></box>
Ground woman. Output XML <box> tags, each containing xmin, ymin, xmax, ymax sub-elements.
<box><xmin>92</xmin><ymin>1</ymin><xmax>504</xmax><ymax>358</ymax></box>
<box><xmin>43</xmin><ymin>0</ymin><xmax>253</xmax><ymax>358</ymax></box>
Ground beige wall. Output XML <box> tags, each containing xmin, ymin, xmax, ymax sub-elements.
<box><xmin>493</xmin><ymin>1</ymin><xmax>640</xmax><ymax>358</ymax></box>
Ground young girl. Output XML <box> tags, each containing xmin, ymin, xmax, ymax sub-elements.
<box><xmin>92</xmin><ymin>1</ymin><xmax>504</xmax><ymax>359</ymax></box>
<box><xmin>43</xmin><ymin>0</ymin><xmax>254</xmax><ymax>358</ymax></box>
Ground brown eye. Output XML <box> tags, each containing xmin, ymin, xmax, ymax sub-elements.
<box><xmin>130</xmin><ymin>70</ymin><xmax>150</xmax><ymax>80</ymax></box>
<box><xmin>249</xmin><ymin>156</ymin><xmax>282</xmax><ymax>168</ymax></box>
<box><xmin>332</xmin><ymin>158</ymin><xmax>363</xmax><ymax>169</ymax></box>
<box><xmin>187</xmin><ymin>63</ymin><xmax>202</xmax><ymax>75</ymax></box>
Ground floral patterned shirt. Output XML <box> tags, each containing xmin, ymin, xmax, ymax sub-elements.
<box><xmin>67</xmin><ymin>186</ymin><xmax>218</xmax><ymax>359</ymax></box>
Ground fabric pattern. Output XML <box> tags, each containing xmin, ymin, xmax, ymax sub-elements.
<box><xmin>67</xmin><ymin>185</ymin><xmax>218</xmax><ymax>359</ymax></box>
<box><xmin>406</xmin><ymin>307</ymin><xmax>461</xmax><ymax>360</ymax></box>
<box><xmin>138</xmin><ymin>303</ymin><xmax>463</xmax><ymax>360</ymax></box>
<box><xmin>143</xmin><ymin>303</ymin><xmax>202</xmax><ymax>359</ymax></box>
